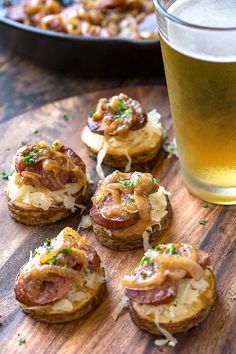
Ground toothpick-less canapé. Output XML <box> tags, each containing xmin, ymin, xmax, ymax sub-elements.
<box><xmin>6</xmin><ymin>140</ymin><xmax>91</xmax><ymax>225</ymax></box>
<box><xmin>15</xmin><ymin>227</ymin><xmax>106</xmax><ymax>323</ymax></box>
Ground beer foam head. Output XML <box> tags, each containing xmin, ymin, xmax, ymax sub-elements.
<box><xmin>161</xmin><ymin>0</ymin><xmax>236</xmax><ymax>62</ymax></box>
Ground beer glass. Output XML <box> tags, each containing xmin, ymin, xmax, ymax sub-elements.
<box><xmin>154</xmin><ymin>0</ymin><xmax>236</xmax><ymax>204</ymax></box>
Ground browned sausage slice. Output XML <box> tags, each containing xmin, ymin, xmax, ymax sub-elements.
<box><xmin>84</xmin><ymin>245</ymin><xmax>101</xmax><ymax>271</ymax></box>
<box><xmin>125</xmin><ymin>280</ymin><xmax>178</xmax><ymax>305</ymax></box>
<box><xmin>88</xmin><ymin>117</ymin><xmax>104</xmax><ymax>135</ymax></box>
<box><xmin>90</xmin><ymin>194</ymin><xmax>140</xmax><ymax>229</ymax></box>
<box><xmin>88</xmin><ymin>94</ymin><xmax>147</xmax><ymax>136</ymax></box>
<box><xmin>15</xmin><ymin>145</ymin><xmax>86</xmax><ymax>191</ymax></box>
<box><xmin>15</xmin><ymin>275</ymin><xmax>72</xmax><ymax>306</ymax></box>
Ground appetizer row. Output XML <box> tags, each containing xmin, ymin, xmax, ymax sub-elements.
<box><xmin>6</xmin><ymin>139</ymin><xmax>171</xmax><ymax>251</ymax></box>
<box><xmin>15</xmin><ymin>227</ymin><xmax>216</xmax><ymax>347</ymax></box>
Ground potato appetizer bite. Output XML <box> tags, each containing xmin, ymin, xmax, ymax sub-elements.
<box><xmin>6</xmin><ymin>140</ymin><xmax>91</xmax><ymax>225</ymax></box>
<box><xmin>90</xmin><ymin>170</ymin><xmax>172</xmax><ymax>251</ymax></box>
<box><xmin>123</xmin><ymin>243</ymin><xmax>216</xmax><ymax>346</ymax></box>
<box><xmin>15</xmin><ymin>227</ymin><xmax>106</xmax><ymax>323</ymax></box>
<box><xmin>81</xmin><ymin>93</ymin><xmax>163</xmax><ymax>178</ymax></box>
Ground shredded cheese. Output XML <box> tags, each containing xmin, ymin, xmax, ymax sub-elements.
<box><xmin>163</xmin><ymin>137</ymin><xmax>179</xmax><ymax>158</ymax></box>
<box><xmin>78</xmin><ymin>215</ymin><xmax>92</xmax><ymax>231</ymax></box>
<box><xmin>86</xmin><ymin>173</ymin><xmax>94</xmax><ymax>184</ymax></box>
<box><xmin>149</xmin><ymin>186</ymin><xmax>169</xmax><ymax>224</ymax></box>
<box><xmin>154</xmin><ymin>313</ymin><xmax>177</xmax><ymax>347</ymax></box>
<box><xmin>25</xmin><ymin>272</ymin><xmax>105</xmax><ymax>314</ymax></box>
<box><xmin>124</xmin><ymin>152</ymin><xmax>132</xmax><ymax>172</ymax></box>
<box><xmin>96</xmin><ymin>143</ymin><xmax>108</xmax><ymax>179</ymax></box>
<box><xmin>51</xmin><ymin>299</ymin><xmax>74</xmax><ymax>313</ymax></box>
<box><xmin>67</xmin><ymin>290</ymin><xmax>91</xmax><ymax>302</ymax></box>
<box><xmin>110</xmin><ymin>186</ymin><xmax>169</xmax><ymax>238</ymax></box>
<box><xmin>111</xmin><ymin>295</ymin><xmax>129</xmax><ymax>320</ymax></box>
<box><xmin>142</xmin><ymin>229</ymin><xmax>152</xmax><ymax>251</ymax></box>
<box><xmin>6</xmin><ymin>174</ymin><xmax>84</xmax><ymax>212</ymax></box>
<box><xmin>84</xmin><ymin>273</ymin><xmax>105</xmax><ymax>289</ymax></box>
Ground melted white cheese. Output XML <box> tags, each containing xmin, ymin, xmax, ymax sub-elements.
<box><xmin>6</xmin><ymin>174</ymin><xmax>85</xmax><ymax>211</ymax></box>
<box><xmin>82</xmin><ymin>110</ymin><xmax>163</xmax><ymax>179</ymax></box>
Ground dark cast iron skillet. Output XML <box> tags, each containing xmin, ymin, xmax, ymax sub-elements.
<box><xmin>0</xmin><ymin>2</ymin><xmax>163</xmax><ymax>77</ymax></box>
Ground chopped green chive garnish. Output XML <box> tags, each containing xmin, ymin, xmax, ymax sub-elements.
<box><xmin>84</xmin><ymin>267</ymin><xmax>91</xmax><ymax>274</ymax></box>
<box><xmin>173</xmin><ymin>298</ymin><xmax>178</xmax><ymax>307</ymax></box>
<box><xmin>154</xmin><ymin>245</ymin><xmax>162</xmax><ymax>251</ymax></box>
<box><xmin>122</xmin><ymin>108</ymin><xmax>132</xmax><ymax>117</ymax></box>
<box><xmin>63</xmin><ymin>114</ymin><xmax>70</xmax><ymax>121</ymax></box>
<box><xmin>140</xmin><ymin>256</ymin><xmax>154</xmax><ymax>266</ymax></box>
<box><xmin>58</xmin><ymin>247</ymin><xmax>71</xmax><ymax>255</ymax></box>
<box><xmin>44</xmin><ymin>238</ymin><xmax>51</xmax><ymax>246</ymax></box>
<box><xmin>24</xmin><ymin>148</ymin><xmax>39</xmax><ymax>164</ymax></box>
<box><xmin>33</xmin><ymin>248</ymin><xmax>40</xmax><ymax>256</ymax></box>
<box><xmin>124</xmin><ymin>197</ymin><xmax>134</xmax><ymax>205</ymax></box>
<box><xmin>89</xmin><ymin>111</ymin><xmax>94</xmax><ymax>118</ymax></box>
<box><xmin>24</xmin><ymin>157</ymin><xmax>34</xmax><ymax>164</ymax></box>
<box><xmin>1</xmin><ymin>171</ymin><xmax>12</xmax><ymax>180</ymax></box>
<box><xmin>49</xmin><ymin>255</ymin><xmax>57</xmax><ymax>265</ymax></box>
<box><xmin>202</xmin><ymin>203</ymin><xmax>209</xmax><ymax>208</ymax></box>
<box><xmin>51</xmin><ymin>142</ymin><xmax>59</xmax><ymax>148</ymax></box>
<box><xmin>169</xmin><ymin>243</ymin><xmax>176</xmax><ymax>255</ymax></box>
<box><xmin>17</xmin><ymin>335</ymin><xmax>26</xmax><ymax>346</ymax></box>
<box><xmin>152</xmin><ymin>177</ymin><xmax>157</xmax><ymax>185</ymax></box>
<box><xmin>199</xmin><ymin>219</ymin><xmax>208</xmax><ymax>225</ymax></box>
<box><xmin>45</xmin><ymin>246</ymin><xmax>54</xmax><ymax>254</ymax></box>
<box><xmin>120</xmin><ymin>177</ymin><xmax>140</xmax><ymax>187</ymax></box>
<box><xmin>117</xmin><ymin>99</ymin><xmax>125</xmax><ymax>111</ymax></box>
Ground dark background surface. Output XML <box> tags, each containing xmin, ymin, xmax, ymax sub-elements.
<box><xmin>0</xmin><ymin>43</ymin><xmax>165</xmax><ymax>124</ymax></box>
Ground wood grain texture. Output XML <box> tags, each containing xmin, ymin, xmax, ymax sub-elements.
<box><xmin>0</xmin><ymin>86</ymin><xmax>235</xmax><ymax>354</ymax></box>
<box><xmin>0</xmin><ymin>46</ymin><xmax>165</xmax><ymax>123</ymax></box>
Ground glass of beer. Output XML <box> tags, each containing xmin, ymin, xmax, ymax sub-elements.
<box><xmin>153</xmin><ymin>0</ymin><xmax>236</xmax><ymax>204</ymax></box>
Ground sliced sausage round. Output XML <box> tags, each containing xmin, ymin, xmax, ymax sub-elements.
<box><xmin>90</xmin><ymin>194</ymin><xmax>140</xmax><ymax>229</ymax></box>
<box><xmin>125</xmin><ymin>280</ymin><xmax>178</xmax><ymax>305</ymax></box>
<box><xmin>15</xmin><ymin>275</ymin><xmax>72</xmax><ymax>306</ymax></box>
<box><xmin>15</xmin><ymin>145</ymin><xmax>86</xmax><ymax>191</ymax></box>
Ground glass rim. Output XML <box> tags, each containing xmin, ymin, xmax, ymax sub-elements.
<box><xmin>153</xmin><ymin>0</ymin><xmax>236</xmax><ymax>31</ymax></box>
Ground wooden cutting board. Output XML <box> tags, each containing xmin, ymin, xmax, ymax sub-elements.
<box><xmin>0</xmin><ymin>86</ymin><xmax>235</xmax><ymax>354</ymax></box>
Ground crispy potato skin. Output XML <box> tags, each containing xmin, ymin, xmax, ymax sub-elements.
<box><xmin>128</xmin><ymin>269</ymin><xmax>216</xmax><ymax>335</ymax></box>
<box><xmin>19</xmin><ymin>281</ymin><xmax>106</xmax><ymax>324</ymax></box>
<box><xmin>82</xmin><ymin>129</ymin><xmax>162</xmax><ymax>168</ymax></box>
<box><xmin>92</xmin><ymin>197</ymin><xmax>172</xmax><ymax>251</ymax></box>
<box><xmin>7</xmin><ymin>183</ymin><xmax>92</xmax><ymax>225</ymax></box>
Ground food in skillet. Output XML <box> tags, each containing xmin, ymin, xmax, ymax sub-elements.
<box><xmin>90</xmin><ymin>170</ymin><xmax>172</xmax><ymax>251</ymax></box>
<box><xmin>81</xmin><ymin>93</ymin><xmax>163</xmax><ymax>178</ymax></box>
<box><xmin>122</xmin><ymin>243</ymin><xmax>216</xmax><ymax>346</ymax></box>
<box><xmin>6</xmin><ymin>140</ymin><xmax>91</xmax><ymax>225</ymax></box>
<box><xmin>7</xmin><ymin>0</ymin><xmax>158</xmax><ymax>40</ymax></box>
<box><xmin>15</xmin><ymin>227</ymin><xmax>106</xmax><ymax>323</ymax></box>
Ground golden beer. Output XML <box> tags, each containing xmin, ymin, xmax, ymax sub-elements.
<box><xmin>155</xmin><ymin>0</ymin><xmax>236</xmax><ymax>204</ymax></box>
